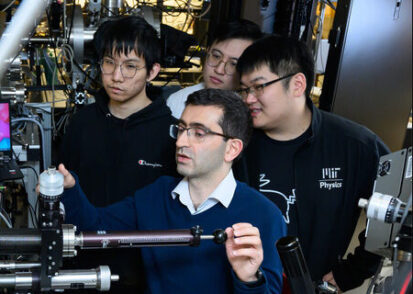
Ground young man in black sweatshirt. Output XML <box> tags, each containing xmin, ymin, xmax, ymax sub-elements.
<box><xmin>60</xmin><ymin>16</ymin><xmax>176</xmax><ymax>293</ymax></box>
<box><xmin>234</xmin><ymin>35</ymin><xmax>390</xmax><ymax>292</ymax></box>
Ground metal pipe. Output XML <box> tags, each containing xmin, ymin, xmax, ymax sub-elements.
<box><xmin>0</xmin><ymin>228</ymin><xmax>41</xmax><ymax>253</ymax></box>
<box><xmin>0</xmin><ymin>261</ymin><xmax>41</xmax><ymax>270</ymax></box>
<box><xmin>0</xmin><ymin>0</ymin><xmax>51</xmax><ymax>80</ymax></box>
<box><xmin>79</xmin><ymin>229</ymin><xmax>196</xmax><ymax>249</ymax></box>
<box><xmin>0</xmin><ymin>266</ymin><xmax>119</xmax><ymax>291</ymax></box>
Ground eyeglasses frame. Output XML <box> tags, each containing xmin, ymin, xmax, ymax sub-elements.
<box><xmin>99</xmin><ymin>58</ymin><xmax>146</xmax><ymax>79</ymax></box>
<box><xmin>169</xmin><ymin>124</ymin><xmax>234</xmax><ymax>142</ymax></box>
<box><xmin>237</xmin><ymin>73</ymin><xmax>298</xmax><ymax>98</ymax></box>
<box><xmin>205</xmin><ymin>52</ymin><xmax>237</xmax><ymax>76</ymax></box>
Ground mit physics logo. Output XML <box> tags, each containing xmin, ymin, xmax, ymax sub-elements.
<box><xmin>318</xmin><ymin>167</ymin><xmax>343</xmax><ymax>190</ymax></box>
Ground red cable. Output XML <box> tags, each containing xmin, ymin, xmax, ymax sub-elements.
<box><xmin>400</xmin><ymin>270</ymin><xmax>412</xmax><ymax>294</ymax></box>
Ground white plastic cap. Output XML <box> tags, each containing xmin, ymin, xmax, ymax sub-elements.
<box><xmin>39</xmin><ymin>166</ymin><xmax>64</xmax><ymax>197</ymax></box>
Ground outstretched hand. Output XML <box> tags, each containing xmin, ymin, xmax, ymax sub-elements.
<box><xmin>57</xmin><ymin>163</ymin><xmax>76</xmax><ymax>189</ymax></box>
<box><xmin>225</xmin><ymin>223</ymin><xmax>263</xmax><ymax>283</ymax></box>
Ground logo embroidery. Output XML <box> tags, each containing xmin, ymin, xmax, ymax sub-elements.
<box><xmin>259</xmin><ymin>174</ymin><xmax>296</xmax><ymax>224</ymax></box>
<box><xmin>319</xmin><ymin>167</ymin><xmax>343</xmax><ymax>190</ymax></box>
<box><xmin>138</xmin><ymin>159</ymin><xmax>162</xmax><ymax>168</ymax></box>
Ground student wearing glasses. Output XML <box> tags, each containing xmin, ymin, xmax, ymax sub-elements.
<box><xmin>59</xmin><ymin>16</ymin><xmax>176</xmax><ymax>293</ymax></box>
<box><xmin>233</xmin><ymin>35</ymin><xmax>389</xmax><ymax>292</ymax></box>
<box><xmin>166</xmin><ymin>19</ymin><xmax>262</xmax><ymax>119</ymax></box>
<box><xmin>57</xmin><ymin>88</ymin><xmax>286</xmax><ymax>294</ymax></box>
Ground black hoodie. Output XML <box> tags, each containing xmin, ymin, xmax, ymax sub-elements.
<box><xmin>60</xmin><ymin>89</ymin><xmax>178</xmax><ymax>293</ymax></box>
<box><xmin>61</xmin><ymin>89</ymin><xmax>178</xmax><ymax>206</ymax></box>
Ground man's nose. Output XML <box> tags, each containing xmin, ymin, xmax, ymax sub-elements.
<box><xmin>175</xmin><ymin>130</ymin><xmax>190</xmax><ymax>148</ymax></box>
<box><xmin>112</xmin><ymin>64</ymin><xmax>124</xmax><ymax>81</ymax></box>
<box><xmin>244</xmin><ymin>91</ymin><xmax>258</xmax><ymax>104</ymax></box>
<box><xmin>214</xmin><ymin>61</ymin><xmax>226</xmax><ymax>75</ymax></box>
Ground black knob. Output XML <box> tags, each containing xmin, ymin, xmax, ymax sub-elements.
<box><xmin>213</xmin><ymin>229</ymin><xmax>227</xmax><ymax>244</ymax></box>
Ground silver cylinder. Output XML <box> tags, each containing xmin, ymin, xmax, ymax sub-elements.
<box><xmin>62</xmin><ymin>224</ymin><xmax>77</xmax><ymax>257</ymax></box>
<box><xmin>51</xmin><ymin>266</ymin><xmax>118</xmax><ymax>291</ymax></box>
<box><xmin>0</xmin><ymin>266</ymin><xmax>119</xmax><ymax>291</ymax></box>
<box><xmin>0</xmin><ymin>261</ymin><xmax>41</xmax><ymax>270</ymax></box>
<box><xmin>102</xmin><ymin>0</ymin><xmax>124</xmax><ymax>16</ymax></box>
<box><xmin>0</xmin><ymin>0</ymin><xmax>51</xmax><ymax>80</ymax></box>
<box><xmin>0</xmin><ymin>272</ymin><xmax>32</xmax><ymax>290</ymax></box>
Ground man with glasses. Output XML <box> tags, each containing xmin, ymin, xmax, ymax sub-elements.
<box><xmin>57</xmin><ymin>88</ymin><xmax>286</xmax><ymax>294</ymax></box>
<box><xmin>59</xmin><ymin>16</ymin><xmax>176</xmax><ymax>293</ymax></box>
<box><xmin>166</xmin><ymin>19</ymin><xmax>262</xmax><ymax>119</ymax></box>
<box><xmin>234</xmin><ymin>35</ymin><xmax>389</xmax><ymax>292</ymax></box>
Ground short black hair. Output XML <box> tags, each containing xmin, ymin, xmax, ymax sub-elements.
<box><xmin>237</xmin><ymin>35</ymin><xmax>315</xmax><ymax>97</ymax></box>
<box><xmin>207</xmin><ymin>19</ymin><xmax>263</xmax><ymax>47</ymax></box>
<box><xmin>185</xmin><ymin>89</ymin><xmax>252</xmax><ymax>152</ymax></box>
<box><xmin>94</xmin><ymin>16</ymin><xmax>161</xmax><ymax>73</ymax></box>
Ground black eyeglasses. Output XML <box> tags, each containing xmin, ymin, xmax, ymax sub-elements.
<box><xmin>237</xmin><ymin>73</ymin><xmax>297</xmax><ymax>99</ymax></box>
<box><xmin>169</xmin><ymin>124</ymin><xmax>234</xmax><ymax>143</ymax></box>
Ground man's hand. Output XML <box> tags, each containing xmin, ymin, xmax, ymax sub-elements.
<box><xmin>323</xmin><ymin>271</ymin><xmax>342</xmax><ymax>293</ymax></box>
<box><xmin>225</xmin><ymin>223</ymin><xmax>263</xmax><ymax>283</ymax></box>
<box><xmin>57</xmin><ymin>163</ymin><xmax>76</xmax><ymax>189</ymax></box>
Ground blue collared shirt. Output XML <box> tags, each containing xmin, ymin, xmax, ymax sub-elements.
<box><xmin>171</xmin><ymin>170</ymin><xmax>236</xmax><ymax>215</ymax></box>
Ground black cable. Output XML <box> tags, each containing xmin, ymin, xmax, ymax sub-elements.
<box><xmin>45</xmin><ymin>8</ymin><xmax>71</xmax><ymax>98</ymax></box>
<box><xmin>322</xmin><ymin>0</ymin><xmax>336</xmax><ymax>10</ymax></box>
<box><xmin>67</xmin><ymin>0</ymin><xmax>75</xmax><ymax>43</ymax></box>
<box><xmin>100</xmin><ymin>2</ymin><xmax>117</xmax><ymax>16</ymax></box>
<box><xmin>19</xmin><ymin>166</ymin><xmax>39</xmax><ymax>182</ymax></box>
<box><xmin>162</xmin><ymin>32</ymin><xmax>207</xmax><ymax>87</ymax></box>
<box><xmin>20</xmin><ymin>178</ymin><xmax>37</xmax><ymax>228</ymax></box>
<box><xmin>73</xmin><ymin>59</ymin><xmax>102</xmax><ymax>88</ymax></box>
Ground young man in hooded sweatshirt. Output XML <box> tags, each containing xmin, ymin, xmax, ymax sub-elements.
<box><xmin>59</xmin><ymin>16</ymin><xmax>176</xmax><ymax>293</ymax></box>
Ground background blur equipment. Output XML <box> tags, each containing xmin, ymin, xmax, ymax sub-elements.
<box><xmin>0</xmin><ymin>100</ymin><xmax>23</xmax><ymax>182</ymax></box>
<box><xmin>319</xmin><ymin>0</ymin><xmax>412</xmax><ymax>151</ymax></box>
<box><xmin>358</xmin><ymin>147</ymin><xmax>412</xmax><ymax>293</ymax></box>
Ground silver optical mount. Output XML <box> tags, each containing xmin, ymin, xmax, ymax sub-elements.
<box><xmin>359</xmin><ymin>192</ymin><xmax>406</xmax><ymax>224</ymax></box>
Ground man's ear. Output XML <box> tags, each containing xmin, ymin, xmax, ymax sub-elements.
<box><xmin>147</xmin><ymin>63</ymin><xmax>161</xmax><ymax>82</ymax></box>
<box><xmin>224</xmin><ymin>138</ymin><xmax>244</xmax><ymax>163</ymax></box>
<box><xmin>289</xmin><ymin>73</ymin><xmax>307</xmax><ymax>97</ymax></box>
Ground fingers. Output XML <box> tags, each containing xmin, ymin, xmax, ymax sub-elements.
<box><xmin>58</xmin><ymin>163</ymin><xmax>69</xmax><ymax>176</ymax></box>
<box><xmin>232</xmin><ymin>223</ymin><xmax>260</xmax><ymax>239</ymax></box>
<box><xmin>225</xmin><ymin>223</ymin><xmax>264</xmax><ymax>282</ymax></box>
<box><xmin>322</xmin><ymin>272</ymin><xmax>334</xmax><ymax>283</ymax></box>
<box><xmin>323</xmin><ymin>272</ymin><xmax>341</xmax><ymax>292</ymax></box>
<box><xmin>227</xmin><ymin>223</ymin><xmax>262</xmax><ymax>257</ymax></box>
<box><xmin>57</xmin><ymin>163</ymin><xmax>76</xmax><ymax>189</ymax></box>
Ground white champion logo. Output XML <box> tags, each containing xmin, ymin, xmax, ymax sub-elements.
<box><xmin>259</xmin><ymin>174</ymin><xmax>296</xmax><ymax>224</ymax></box>
<box><xmin>138</xmin><ymin>159</ymin><xmax>162</xmax><ymax>168</ymax></box>
<box><xmin>319</xmin><ymin>167</ymin><xmax>343</xmax><ymax>190</ymax></box>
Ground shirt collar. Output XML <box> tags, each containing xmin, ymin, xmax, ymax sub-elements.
<box><xmin>171</xmin><ymin>169</ymin><xmax>236</xmax><ymax>210</ymax></box>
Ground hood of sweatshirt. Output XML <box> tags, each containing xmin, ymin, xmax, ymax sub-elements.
<box><xmin>94</xmin><ymin>88</ymin><xmax>174</xmax><ymax>127</ymax></box>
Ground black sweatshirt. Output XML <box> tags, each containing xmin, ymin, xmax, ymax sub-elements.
<box><xmin>60</xmin><ymin>89</ymin><xmax>177</xmax><ymax>293</ymax></box>
<box><xmin>60</xmin><ymin>89</ymin><xmax>177</xmax><ymax>206</ymax></box>
<box><xmin>234</xmin><ymin>98</ymin><xmax>389</xmax><ymax>292</ymax></box>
